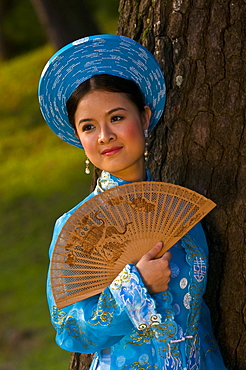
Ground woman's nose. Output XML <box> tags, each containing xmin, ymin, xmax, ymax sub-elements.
<box><xmin>98</xmin><ymin>125</ymin><xmax>116</xmax><ymax>144</ymax></box>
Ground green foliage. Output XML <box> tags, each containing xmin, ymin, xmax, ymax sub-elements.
<box><xmin>0</xmin><ymin>46</ymin><xmax>92</xmax><ymax>369</ymax></box>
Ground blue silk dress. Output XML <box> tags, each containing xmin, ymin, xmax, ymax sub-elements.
<box><xmin>47</xmin><ymin>171</ymin><xmax>227</xmax><ymax>370</ymax></box>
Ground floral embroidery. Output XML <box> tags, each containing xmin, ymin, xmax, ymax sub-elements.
<box><xmin>52</xmin><ymin>306</ymin><xmax>98</xmax><ymax>347</ymax></box>
<box><xmin>163</xmin><ymin>351</ymin><xmax>182</xmax><ymax>369</ymax></box>
<box><xmin>96</xmin><ymin>171</ymin><xmax>120</xmax><ymax>193</ymax></box>
<box><xmin>183</xmin><ymin>292</ymin><xmax>192</xmax><ymax>309</ymax></box>
<box><xmin>94</xmin><ymin>170</ymin><xmax>152</xmax><ymax>195</ymax></box>
<box><xmin>122</xmin><ymin>362</ymin><xmax>158</xmax><ymax>369</ymax></box>
<box><xmin>111</xmin><ymin>265</ymin><xmax>161</xmax><ymax>328</ymax></box>
<box><xmin>180</xmin><ymin>277</ymin><xmax>188</xmax><ymax>289</ymax></box>
<box><xmin>181</xmin><ymin>234</ymin><xmax>208</xmax><ymax>368</ymax></box>
<box><xmin>111</xmin><ymin>265</ymin><xmax>132</xmax><ymax>290</ymax></box>
<box><xmin>116</xmin><ymin>356</ymin><xmax>127</xmax><ymax>367</ymax></box>
<box><xmin>95</xmin><ymin>170</ymin><xmax>128</xmax><ymax>194</ymax></box>
<box><xmin>126</xmin><ymin>289</ymin><xmax>180</xmax><ymax>367</ymax></box>
<box><xmin>126</xmin><ymin>315</ymin><xmax>173</xmax><ymax>347</ymax></box>
<box><xmin>188</xmin><ymin>335</ymin><xmax>200</xmax><ymax>369</ymax></box>
<box><xmin>89</xmin><ymin>290</ymin><xmax>118</xmax><ymax>326</ymax></box>
<box><xmin>170</xmin><ymin>261</ymin><xmax>180</xmax><ymax>278</ymax></box>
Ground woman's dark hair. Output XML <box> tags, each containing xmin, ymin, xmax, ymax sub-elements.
<box><xmin>66</xmin><ymin>74</ymin><xmax>146</xmax><ymax>129</ymax></box>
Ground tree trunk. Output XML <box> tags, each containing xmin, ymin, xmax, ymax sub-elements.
<box><xmin>69</xmin><ymin>0</ymin><xmax>246</xmax><ymax>369</ymax></box>
<box><xmin>30</xmin><ymin>0</ymin><xmax>101</xmax><ymax>49</ymax></box>
<box><xmin>117</xmin><ymin>0</ymin><xmax>246</xmax><ymax>369</ymax></box>
<box><xmin>0</xmin><ymin>0</ymin><xmax>13</xmax><ymax>60</ymax></box>
<box><xmin>0</xmin><ymin>18</ymin><xmax>8</xmax><ymax>60</ymax></box>
<box><xmin>69</xmin><ymin>353</ymin><xmax>94</xmax><ymax>370</ymax></box>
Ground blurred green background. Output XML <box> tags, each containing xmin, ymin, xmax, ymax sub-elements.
<box><xmin>0</xmin><ymin>1</ymin><xmax>119</xmax><ymax>369</ymax></box>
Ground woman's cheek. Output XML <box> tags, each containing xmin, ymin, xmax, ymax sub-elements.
<box><xmin>121</xmin><ymin>120</ymin><xmax>145</xmax><ymax>141</ymax></box>
<box><xmin>78</xmin><ymin>133</ymin><xmax>93</xmax><ymax>152</ymax></box>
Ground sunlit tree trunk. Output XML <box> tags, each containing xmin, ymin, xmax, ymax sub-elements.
<box><xmin>30</xmin><ymin>0</ymin><xmax>101</xmax><ymax>49</ymax></box>
<box><xmin>70</xmin><ymin>0</ymin><xmax>246</xmax><ymax>369</ymax></box>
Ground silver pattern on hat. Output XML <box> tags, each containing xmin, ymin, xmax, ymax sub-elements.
<box><xmin>38</xmin><ymin>34</ymin><xmax>166</xmax><ymax>149</ymax></box>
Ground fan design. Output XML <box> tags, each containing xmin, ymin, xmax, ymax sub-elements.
<box><xmin>65</xmin><ymin>210</ymin><xmax>132</xmax><ymax>266</ymax></box>
<box><xmin>63</xmin><ymin>196</ymin><xmax>157</xmax><ymax>268</ymax></box>
<box><xmin>51</xmin><ymin>182</ymin><xmax>216</xmax><ymax>308</ymax></box>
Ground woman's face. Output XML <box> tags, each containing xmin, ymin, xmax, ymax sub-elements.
<box><xmin>74</xmin><ymin>90</ymin><xmax>151</xmax><ymax>182</ymax></box>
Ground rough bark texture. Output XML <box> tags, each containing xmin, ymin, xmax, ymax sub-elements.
<box><xmin>117</xmin><ymin>0</ymin><xmax>246</xmax><ymax>369</ymax></box>
<box><xmin>70</xmin><ymin>0</ymin><xmax>246</xmax><ymax>369</ymax></box>
<box><xmin>69</xmin><ymin>353</ymin><xmax>94</xmax><ymax>370</ymax></box>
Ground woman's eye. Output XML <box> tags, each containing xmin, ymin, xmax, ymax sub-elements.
<box><xmin>111</xmin><ymin>115</ymin><xmax>123</xmax><ymax>122</ymax></box>
<box><xmin>82</xmin><ymin>123</ymin><xmax>95</xmax><ymax>132</ymax></box>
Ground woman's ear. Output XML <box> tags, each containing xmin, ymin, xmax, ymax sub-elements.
<box><xmin>142</xmin><ymin>106</ymin><xmax>152</xmax><ymax>131</ymax></box>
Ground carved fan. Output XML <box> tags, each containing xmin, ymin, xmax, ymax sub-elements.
<box><xmin>51</xmin><ymin>181</ymin><xmax>216</xmax><ymax>308</ymax></box>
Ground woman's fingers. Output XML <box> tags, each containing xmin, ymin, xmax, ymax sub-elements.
<box><xmin>161</xmin><ymin>251</ymin><xmax>172</xmax><ymax>263</ymax></box>
<box><xmin>143</xmin><ymin>241</ymin><xmax>163</xmax><ymax>261</ymax></box>
<box><xmin>136</xmin><ymin>242</ymin><xmax>173</xmax><ymax>294</ymax></box>
<box><xmin>142</xmin><ymin>242</ymin><xmax>172</xmax><ymax>262</ymax></box>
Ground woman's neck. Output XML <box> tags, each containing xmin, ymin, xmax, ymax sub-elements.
<box><xmin>108</xmin><ymin>166</ymin><xmax>147</xmax><ymax>183</ymax></box>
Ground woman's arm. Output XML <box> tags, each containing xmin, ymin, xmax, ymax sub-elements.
<box><xmin>47</xmin><ymin>270</ymin><xmax>133</xmax><ymax>353</ymax></box>
<box><xmin>47</xmin><ymin>257</ymin><xmax>170</xmax><ymax>353</ymax></box>
<box><xmin>47</xmin><ymin>214</ymin><xmax>172</xmax><ymax>353</ymax></box>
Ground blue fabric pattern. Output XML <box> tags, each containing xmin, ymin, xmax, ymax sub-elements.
<box><xmin>110</xmin><ymin>264</ymin><xmax>162</xmax><ymax>329</ymax></box>
<box><xmin>46</xmin><ymin>171</ymin><xmax>227</xmax><ymax>369</ymax></box>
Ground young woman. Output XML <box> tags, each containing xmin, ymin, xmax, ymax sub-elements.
<box><xmin>39</xmin><ymin>34</ymin><xmax>227</xmax><ymax>369</ymax></box>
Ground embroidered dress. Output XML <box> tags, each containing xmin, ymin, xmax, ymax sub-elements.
<box><xmin>47</xmin><ymin>171</ymin><xmax>227</xmax><ymax>370</ymax></box>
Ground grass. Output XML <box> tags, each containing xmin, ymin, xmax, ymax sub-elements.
<box><xmin>0</xmin><ymin>45</ymin><xmax>92</xmax><ymax>370</ymax></box>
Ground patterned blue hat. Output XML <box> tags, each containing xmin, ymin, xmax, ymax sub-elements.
<box><xmin>38</xmin><ymin>34</ymin><xmax>166</xmax><ymax>149</ymax></box>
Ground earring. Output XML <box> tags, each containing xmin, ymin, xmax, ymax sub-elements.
<box><xmin>85</xmin><ymin>155</ymin><xmax>90</xmax><ymax>174</ymax></box>
<box><xmin>144</xmin><ymin>129</ymin><xmax>149</xmax><ymax>161</ymax></box>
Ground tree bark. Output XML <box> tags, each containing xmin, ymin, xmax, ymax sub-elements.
<box><xmin>30</xmin><ymin>0</ymin><xmax>101</xmax><ymax>49</ymax></box>
<box><xmin>69</xmin><ymin>0</ymin><xmax>246</xmax><ymax>369</ymax></box>
<box><xmin>69</xmin><ymin>353</ymin><xmax>94</xmax><ymax>370</ymax></box>
<box><xmin>117</xmin><ymin>1</ymin><xmax>246</xmax><ymax>369</ymax></box>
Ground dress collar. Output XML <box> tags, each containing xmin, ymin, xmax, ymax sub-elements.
<box><xmin>94</xmin><ymin>170</ymin><xmax>152</xmax><ymax>194</ymax></box>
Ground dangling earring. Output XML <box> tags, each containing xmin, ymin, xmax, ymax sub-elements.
<box><xmin>85</xmin><ymin>155</ymin><xmax>90</xmax><ymax>174</ymax></box>
<box><xmin>144</xmin><ymin>129</ymin><xmax>149</xmax><ymax>161</ymax></box>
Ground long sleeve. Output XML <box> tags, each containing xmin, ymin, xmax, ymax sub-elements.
<box><xmin>47</xmin><ymin>272</ymin><xmax>132</xmax><ymax>353</ymax></box>
<box><xmin>47</xmin><ymin>264</ymin><xmax>162</xmax><ymax>353</ymax></box>
<box><xmin>47</xmin><ymin>214</ymin><xmax>162</xmax><ymax>353</ymax></box>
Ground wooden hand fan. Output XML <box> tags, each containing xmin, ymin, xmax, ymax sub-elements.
<box><xmin>51</xmin><ymin>182</ymin><xmax>216</xmax><ymax>308</ymax></box>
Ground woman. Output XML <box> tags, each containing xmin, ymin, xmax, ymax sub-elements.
<box><xmin>39</xmin><ymin>34</ymin><xmax>227</xmax><ymax>369</ymax></box>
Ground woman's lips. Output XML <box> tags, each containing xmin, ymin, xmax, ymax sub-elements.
<box><xmin>101</xmin><ymin>146</ymin><xmax>123</xmax><ymax>156</ymax></box>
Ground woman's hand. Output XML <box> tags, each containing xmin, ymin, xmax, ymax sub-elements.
<box><xmin>136</xmin><ymin>242</ymin><xmax>172</xmax><ymax>295</ymax></box>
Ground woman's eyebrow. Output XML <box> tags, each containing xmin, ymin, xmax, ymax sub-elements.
<box><xmin>78</xmin><ymin>107</ymin><xmax>127</xmax><ymax>125</ymax></box>
<box><xmin>106</xmin><ymin>107</ymin><xmax>127</xmax><ymax>116</ymax></box>
<box><xmin>78</xmin><ymin>118</ymin><xmax>93</xmax><ymax>125</ymax></box>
